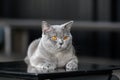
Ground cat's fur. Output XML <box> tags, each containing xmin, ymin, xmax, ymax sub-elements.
<box><xmin>25</xmin><ymin>21</ymin><xmax>78</xmax><ymax>73</ymax></box>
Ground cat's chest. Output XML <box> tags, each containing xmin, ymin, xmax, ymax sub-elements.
<box><xmin>54</xmin><ymin>52</ymin><xmax>71</xmax><ymax>67</ymax></box>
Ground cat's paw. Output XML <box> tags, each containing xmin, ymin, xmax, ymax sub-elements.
<box><xmin>66</xmin><ymin>60</ymin><xmax>78</xmax><ymax>71</ymax></box>
<box><xmin>37</xmin><ymin>63</ymin><xmax>56</xmax><ymax>72</ymax></box>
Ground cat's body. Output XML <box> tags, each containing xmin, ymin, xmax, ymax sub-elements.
<box><xmin>25</xmin><ymin>21</ymin><xmax>78</xmax><ymax>73</ymax></box>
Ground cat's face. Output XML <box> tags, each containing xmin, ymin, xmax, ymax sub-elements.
<box><xmin>41</xmin><ymin>21</ymin><xmax>73</xmax><ymax>51</ymax></box>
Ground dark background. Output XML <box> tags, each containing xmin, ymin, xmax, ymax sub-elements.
<box><xmin>0</xmin><ymin>0</ymin><xmax>120</xmax><ymax>60</ymax></box>
<box><xmin>0</xmin><ymin>0</ymin><xmax>120</xmax><ymax>21</ymax></box>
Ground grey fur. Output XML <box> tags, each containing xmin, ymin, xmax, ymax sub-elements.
<box><xmin>25</xmin><ymin>21</ymin><xmax>78</xmax><ymax>73</ymax></box>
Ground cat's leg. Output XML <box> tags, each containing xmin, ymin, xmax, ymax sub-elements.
<box><xmin>28</xmin><ymin>62</ymin><xmax>56</xmax><ymax>73</ymax></box>
<box><xmin>36</xmin><ymin>62</ymin><xmax>57</xmax><ymax>72</ymax></box>
<box><xmin>66</xmin><ymin>58</ymin><xmax>78</xmax><ymax>71</ymax></box>
<box><xmin>27</xmin><ymin>65</ymin><xmax>38</xmax><ymax>73</ymax></box>
<box><xmin>29</xmin><ymin>52</ymin><xmax>57</xmax><ymax>72</ymax></box>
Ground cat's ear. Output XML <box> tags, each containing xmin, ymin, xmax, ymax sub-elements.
<box><xmin>62</xmin><ymin>21</ymin><xmax>73</xmax><ymax>30</ymax></box>
<box><xmin>41</xmin><ymin>21</ymin><xmax>51</xmax><ymax>34</ymax></box>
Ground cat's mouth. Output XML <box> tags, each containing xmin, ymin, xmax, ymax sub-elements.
<box><xmin>55</xmin><ymin>44</ymin><xmax>66</xmax><ymax>50</ymax></box>
<box><xmin>58</xmin><ymin>45</ymin><xmax>62</xmax><ymax>49</ymax></box>
<box><xmin>57</xmin><ymin>45</ymin><xmax>65</xmax><ymax>50</ymax></box>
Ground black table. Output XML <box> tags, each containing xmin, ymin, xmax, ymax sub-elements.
<box><xmin>0</xmin><ymin>61</ymin><xmax>119</xmax><ymax>80</ymax></box>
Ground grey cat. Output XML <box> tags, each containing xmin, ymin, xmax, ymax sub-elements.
<box><xmin>24</xmin><ymin>21</ymin><xmax>78</xmax><ymax>73</ymax></box>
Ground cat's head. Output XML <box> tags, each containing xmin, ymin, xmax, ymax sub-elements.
<box><xmin>41</xmin><ymin>21</ymin><xmax>73</xmax><ymax>51</ymax></box>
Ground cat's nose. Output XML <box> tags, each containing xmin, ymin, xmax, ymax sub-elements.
<box><xmin>59</xmin><ymin>42</ymin><xmax>63</xmax><ymax>45</ymax></box>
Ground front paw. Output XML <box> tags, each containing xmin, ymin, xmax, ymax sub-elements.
<box><xmin>37</xmin><ymin>63</ymin><xmax>56</xmax><ymax>72</ymax></box>
<box><xmin>66</xmin><ymin>60</ymin><xmax>78</xmax><ymax>71</ymax></box>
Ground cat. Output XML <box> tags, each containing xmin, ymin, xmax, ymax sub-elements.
<box><xmin>24</xmin><ymin>21</ymin><xmax>78</xmax><ymax>73</ymax></box>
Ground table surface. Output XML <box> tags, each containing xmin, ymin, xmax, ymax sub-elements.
<box><xmin>0</xmin><ymin>61</ymin><xmax>120</xmax><ymax>79</ymax></box>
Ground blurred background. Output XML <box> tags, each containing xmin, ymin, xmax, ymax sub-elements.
<box><xmin>0</xmin><ymin>0</ymin><xmax>120</xmax><ymax>65</ymax></box>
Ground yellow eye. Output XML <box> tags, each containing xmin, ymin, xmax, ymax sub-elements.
<box><xmin>51</xmin><ymin>36</ymin><xmax>57</xmax><ymax>41</ymax></box>
<box><xmin>64</xmin><ymin>36</ymin><xmax>68</xmax><ymax>40</ymax></box>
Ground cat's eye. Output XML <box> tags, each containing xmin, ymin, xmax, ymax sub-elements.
<box><xmin>51</xmin><ymin>36</ymin><xmax>57</xmax><ymax>41</ymax></box>
<box><xmin>63</xmin><ymin>36</ymin><xmax>68</xmax><ymax>40</ymax></box>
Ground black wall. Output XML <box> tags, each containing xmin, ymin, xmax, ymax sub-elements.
<box><xmin>0</xmin><ymin>0</ymin><xmax>119</xmax><ymax>21</ymax></box>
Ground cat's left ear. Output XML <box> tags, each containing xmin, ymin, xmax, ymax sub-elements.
<box><xmin>62</xmin><ymin>21</ymin><xmax>74</xmax><ymax>30</ymax></box>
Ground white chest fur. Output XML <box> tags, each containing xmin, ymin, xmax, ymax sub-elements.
<box><xmin>54</xmin><ymin>50</ymin><xmax>74</xmax><ymax>67</ymax></box>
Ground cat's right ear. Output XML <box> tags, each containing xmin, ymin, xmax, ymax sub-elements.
<box><xmin>41</xmin><ymin>21</ymin><xmax>50</xmax><ymax>34</ymax></box>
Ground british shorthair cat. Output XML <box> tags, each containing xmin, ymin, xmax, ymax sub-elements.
<box><xmin>25</xmin><ymin>21</ymin><xmax>78</xmax><ymax>73</ymax></box>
